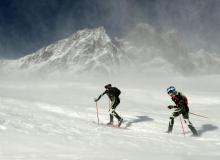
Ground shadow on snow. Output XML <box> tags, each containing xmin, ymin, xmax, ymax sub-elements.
<box><xmin>125</xmin><ymin>116</ymin><xmax>154</xmax><ymax>128</ymax></box>
<box><xmin>198</xmin><ymin>124</ymin><xmax>218</xmax><ymax>136</ymax></box>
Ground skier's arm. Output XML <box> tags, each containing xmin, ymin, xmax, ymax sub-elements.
<box><xmin>167</xmin><ymin>105</ymin><xmax>177</xmax><ymax>109</ymax></box>
<box><xmin>94</xmin><ymin>91</ymin><xmax>107</xmax><ymax>102</ymax></box>
<box><xmin>177</xmin><ymin>104</ymin><xmax>185</xmax><ymax>110</ymax></box>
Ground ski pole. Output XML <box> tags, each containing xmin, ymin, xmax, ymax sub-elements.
<box><xmin>108</xmin><ymin>99</ymin><xmax>111</xmax><ymax>111</ymax></box>
<box><xmin>190</xmin><ymin>112</ymin><xmax>209</xmax><ymax>119</ymax></box>
<box><xmin>180</xmin><ymin>117</ymin><xmax>185</xmax><ymax>137</ymax></box>
<box><xmin>95</xmin><ymin>102</ymin><xmax>100</xmax><ymax>124</ymax></box>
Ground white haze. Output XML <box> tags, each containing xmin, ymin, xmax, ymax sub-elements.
<box><xmin>0</xmin><ymin>25</ymin><xmax>220</xmax><ymax>160</ymax></box>
<box><xmin>0</xmin><ymin>24</ymin><xmax>220</xmax><ymax>78</ymax></box>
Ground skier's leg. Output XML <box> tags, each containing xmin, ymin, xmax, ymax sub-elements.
<box><xmin>107</xmin><ymin>98</ymin><xmax>115</xmax><ymax>125</ymax></box>
<box><xmin>111</xmin><ymin>97</ymin><xmax>123</xmax><ymax>126</ymax></box>
<box><xmin>183</xmin><ymin>112</ymin><xmax>198</xmax><ymax>136</ymax></box>
<box><xmin>107</xmin><ymin>114</ymin><xmax>114</xmax><ymax>125</ymax></box>
<box><xmin>167</xmin><ymin>110</ymin><xmax>180</xmax><ymax>133</ymax></box>
<box><xmin>107</xmin><ymin>97</ymin><xmax>119</xmax><ymax>125</ymax></box>
<box><xmin>184</xmin><ymin>119</ymin><xmax>198</xmax><ymax>136</ymax></box>
<box><xmin>111</xmin><ymin>97</ymin><xmax>122</xmax><ymax>120</ymax></box>
<box><xmin>167</xmin><ymin>116</ymin><xmax>174</xmax><ymax>133</ymax></box>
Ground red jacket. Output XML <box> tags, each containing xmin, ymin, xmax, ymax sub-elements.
<box><xmin>171</xmin><ymin>92</ymin><xmax>188</xmax><ymax>107</ymax></box>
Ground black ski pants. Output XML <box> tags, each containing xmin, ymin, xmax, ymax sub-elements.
<box><xmin>169</xmin><ymin>106</ymin><xmax>198</xmax><ymax>135</ymax></box>
<box><xmin>109</xmin><ymin>96</ymin><xmax>121</xmax><ymax>121</ymax></box>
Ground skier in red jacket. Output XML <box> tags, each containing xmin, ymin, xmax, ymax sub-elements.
<box><xmin>166</xmin><ymin>86</ymin><xmax>198</xmax><ymax>136</ymax></box>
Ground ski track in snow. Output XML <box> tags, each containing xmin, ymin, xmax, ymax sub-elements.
<box><xmin>0</xmin><ymin>81</ymin><xmax>220</xmax><ymax>160</ymax></box>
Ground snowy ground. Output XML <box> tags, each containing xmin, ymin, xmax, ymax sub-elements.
<box><xmin>0</xmin><ymin>75</ymin><xmax>220</xmax><ymax>160</ymax></box>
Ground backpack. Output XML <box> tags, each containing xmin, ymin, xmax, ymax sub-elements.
<box><xmin>111</xmin><ymin>87</ymin><xmax>121</xmax><ymax>96</ymax></box>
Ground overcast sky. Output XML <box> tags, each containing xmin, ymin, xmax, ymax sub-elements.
<box><xmin>0</xmin><ymin>0</ymin><xmax>220</xmax><ymax>59</ymax></box>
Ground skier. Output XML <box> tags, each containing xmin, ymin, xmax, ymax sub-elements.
<box><xmin>166</xmin><ymin>86</ymin><xmax>198</xmax><ymax>136</ymax></box>
<box><xmin>94</xmin><ymin>84</ymin><xmax>123</xmax><ymax>127</ymax></box>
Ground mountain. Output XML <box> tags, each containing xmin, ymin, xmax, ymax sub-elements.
<box><xmin>0</xmin><ymin>27</ymin><xmax>131</xmax><ymax>76</ymax></box>
<box><xmin>122</xmin><ymin>23</ymin><xmax>220</xmax><ymax>75</ymax></box>
<box><xmin>1</xmin><ymin>24</ymin><xmax>220</xmax><ymax>76</ymax></box>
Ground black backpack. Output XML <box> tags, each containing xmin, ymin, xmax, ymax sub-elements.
<box><xmin>111</xmin><ymin>87</ymin><xmax>121</xmax><ymax>96</ymax></box>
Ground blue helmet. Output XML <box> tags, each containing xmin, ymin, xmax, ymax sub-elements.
<box><xmin>167</xmin><ymin>86</ymin><xmax>176</xmax><ymax>94</ymax></box>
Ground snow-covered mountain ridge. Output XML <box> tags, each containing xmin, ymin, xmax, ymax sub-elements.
<box><xmin>1</xmin><ymin>25</ymin><xmax>220</xmax><ymax>76</ymax></box>
<box><xmin>0</xmin><ymin>27</ymin><xmax>130</xmax><ymax>76</ymax></box>
<box><xmin>122</xmin><ymin>23</ymin><xmax>220</xmax><ymax>75</ymax></box>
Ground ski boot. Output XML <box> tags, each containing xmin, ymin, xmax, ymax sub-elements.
<box><xmin>188</xmin><ymin>125</ymin><xmax>199</xmax><ymax>136</ymax></box>
<box><xmin>106</xmin><ymin>121</ymin><xmax>113</xmax><ymax>125</ymax></box>
<box><xmin>107</xmin><ymin>115</ymin><xmax>113</xmax><ymax>125</ymax></box>
<box><xmin>118</xmin><ymin>118</ymin><xmax>123</xmax><ymax>127</ymax></box>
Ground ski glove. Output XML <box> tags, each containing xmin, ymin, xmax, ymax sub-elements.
<box><xmin>94</xmin><ymin>94</ymin><xmax>103</xmax><ymax>102</ymax></box>
<box><xmin>168</xmin><ymin>105</ymin><xmax>175</xmax><ymax>109</ymax></box>
<box><xmin>94</xmin><ymin>98</ymin><xmax>98</xmax><ymax>102</ymax></box>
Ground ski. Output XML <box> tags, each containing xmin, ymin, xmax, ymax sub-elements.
<box><xmin>92</xmin><ymin>121</ymin><xmax>128</xmax><ymax>130</ymax></box>
<box><xmin>100</xmin><ymin>123</ymin><xmax>128</xmax><ymax>129</ymax></box>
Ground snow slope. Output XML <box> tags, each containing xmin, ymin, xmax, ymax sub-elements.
<box><xmin>0</xmin><ymin>76</ymin><xmax>220</xmax><ymax>160</ymax></box>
